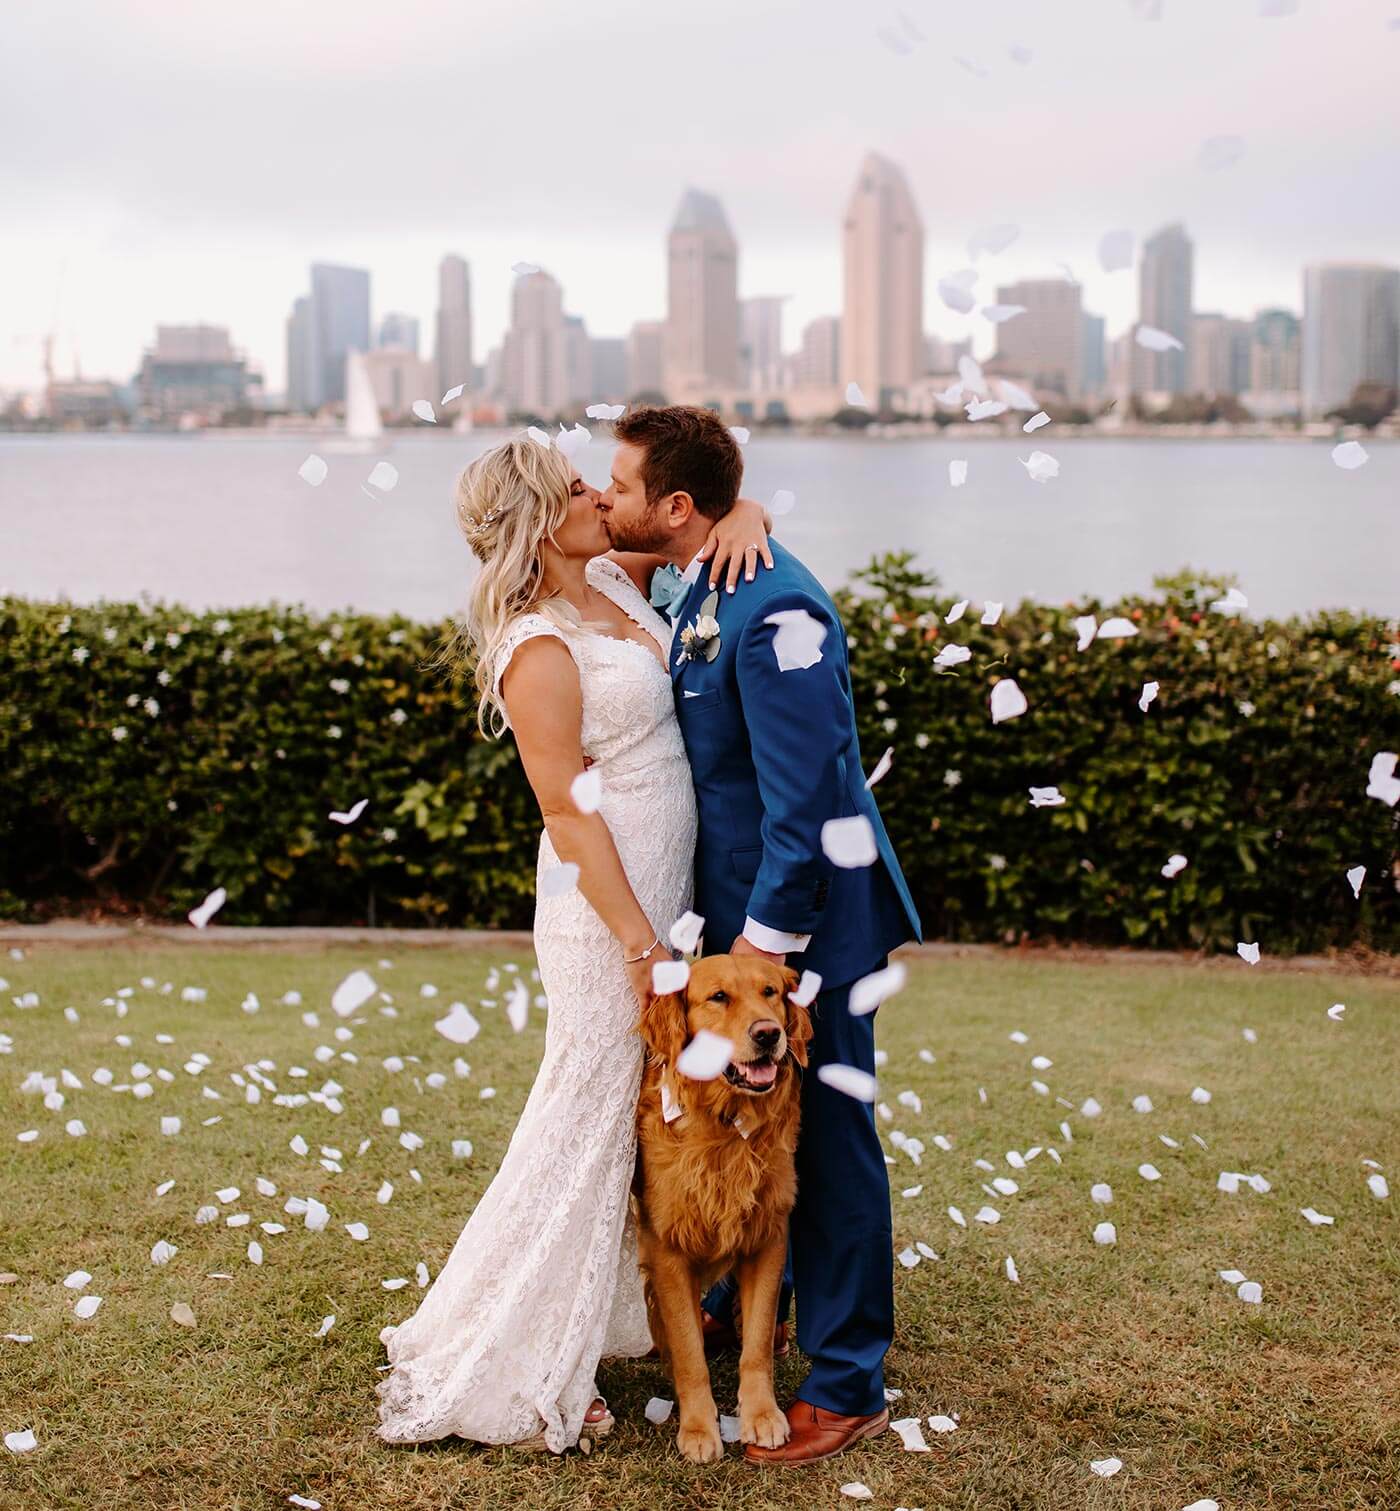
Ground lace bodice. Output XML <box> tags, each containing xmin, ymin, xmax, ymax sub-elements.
<box><xmin>376</xmin><ymin>555</ymin><xmax>697</xmax><ymax>1453</ymax></box>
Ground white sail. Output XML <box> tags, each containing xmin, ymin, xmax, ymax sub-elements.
<box><xmin>345</xmin><ymin>351</ymin><xmax>383</xmax><ymax>441</ymax></box>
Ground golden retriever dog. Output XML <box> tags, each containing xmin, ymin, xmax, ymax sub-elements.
<box><xmin>634</xmin><ymin>954</ymin><xmax>812</xmax><ymax>1464</ymax></box>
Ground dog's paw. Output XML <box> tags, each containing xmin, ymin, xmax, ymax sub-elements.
<box><xmin>675</xmin><ymin>1419</ymin><xmax>725</xmax><ymax>1464</ymax></box>
<box><xmin>740</xmin><ymin>1402</ymin><xmax>790</xmax><ymax>1449</ymax></box>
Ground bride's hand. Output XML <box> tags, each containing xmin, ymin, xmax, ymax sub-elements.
<box><xmin>697</xmin><ymin>496</ymin><xmax>775</xmax><ymax>593</ymax></box>
<box><xmin>624</xmin><ymin>953</ymin><xmax>655</xmax><ymax>1013</ymax></box>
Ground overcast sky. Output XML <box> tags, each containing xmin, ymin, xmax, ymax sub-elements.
<box><xmin>2</xmin><ymin>0</ymin><xmax>1397</xmax><ymax>392</ymax></box>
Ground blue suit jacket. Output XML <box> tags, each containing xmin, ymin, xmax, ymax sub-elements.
<box><xmin>668</xmin><ymin>540</ymin><xmax>921</xmax><ymax>986</ymax></box>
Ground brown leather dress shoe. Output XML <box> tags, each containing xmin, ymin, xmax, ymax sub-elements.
<box><xmin>744</xmin><ymin>1401</ymin><xmax>890</xmax><ymax>1466</ymax></box>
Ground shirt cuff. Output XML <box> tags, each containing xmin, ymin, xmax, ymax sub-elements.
<box><xmin>743</xmin><ymin>916</ymin><xmax>811</xmax><ymax>954</ymax></box>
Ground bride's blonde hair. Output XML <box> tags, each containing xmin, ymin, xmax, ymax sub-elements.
<box><xmin>429</xmin><ymin>436</ymin><xmax>576</xmax><ymax>737</ymax></box>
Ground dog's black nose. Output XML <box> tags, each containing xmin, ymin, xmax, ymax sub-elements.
<box><xmin>750</xmin><ymin>1020</ymin><xmax>782</xmax><ymax>1052</ymax></box>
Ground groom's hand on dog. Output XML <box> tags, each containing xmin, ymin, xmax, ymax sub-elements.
<box><xmin>730</xmin><ymin>934</ymin><xmax>786</xmax><ymax>967</ymax></box>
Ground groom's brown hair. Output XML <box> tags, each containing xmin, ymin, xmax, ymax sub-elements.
<box><xmin>611</xmin><ymin>405</ymin><xmax>743</xmax><ymax>521</ymax></box>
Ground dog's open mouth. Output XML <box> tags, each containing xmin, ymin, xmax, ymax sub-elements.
<box><xmin>723</xmin><ymin>1056</ymin><xmax>779</xmax><ymax>1094</ymax></box>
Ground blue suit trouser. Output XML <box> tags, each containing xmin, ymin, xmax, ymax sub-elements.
<box><xmin>701</xmin><ymin>967</ymin><xmax>893</xmax><ymax>1417</ymax></box>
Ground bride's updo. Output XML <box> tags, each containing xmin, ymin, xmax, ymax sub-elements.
<box><xmin>436</xmin><ymin>436</ymin><xmax>575</xmax><ymax>737</ymax></box>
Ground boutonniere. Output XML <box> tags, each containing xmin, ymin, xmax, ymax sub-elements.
<box><xmin>677</xmin><ymin>590</ymin><xmax>722</xmax><ymax>665</ymax></box>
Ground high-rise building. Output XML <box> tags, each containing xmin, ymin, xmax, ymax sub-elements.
<box><xmin>626</xmin><ymin>320</ymin><xmax>665</xmax><ymax>398</ymax></box>
<box><xmin>1301</xmin><ymin>263</ymin><xmax>1400</xmax><ymax>417</ymax></box>
<box><xmin>361</xmin><ymin>349</ymin><xmax>436</xmax><ymax>418</ymax></box>
<box><xmin>991</xmin><ymin>279</ymin><xmax>1083</xmax><ymax>397</ymax></box>
<box><xmin>796</xmin><ymin>316</ymin><xmax>841</xmax><ymax>387</ymax></box>
<box><xmin>842</xmin><ymin>152</ymin><xmax>924</xmax><ymax>410</ymax></box>
<box><xmin>134</xmin><ymin>325</ymin><xmax>250</xmax><ymax>421</ymax></box>
<box><xmin>924</xmin><ymin>334</ymin><xmax>971</xmax><ymax>375</ymax></box>
<box><xmin>286</xmin><ymin>296</ymin><xmax>319</xmax><ymax>413</ymax></box>
<box><xmin>1190</xmin><ymin>313</ymin><xmax>1252</xmax><ymax>396</ymax></box>
<box><xmin>1136</xmin><ymin>223</ymin><xmax>1194</xmax><ymax>395</ymax></box>
<box><xmin>309</xmin><ymin>263</ymin><xmax>371</xmax><ymax>406</ymax></box>
<box><xmin>501</xmin><ymin>268</ymin><xmax>567</xmax><ymax>417</ymax></box>
<box><xmin>1250</xmin><ymin>308</ymin><xmax>1301</xmax><ymax>393</ymax></box>
<box><xmin>563</xmin><ymin>315</ymin><xmax>592</xmax><ymax>406</ymax></box>
<box><xmin>664</xmin><ymin>189</ymin><xmax>740</xmax><ymax>396</ymax></box>
<box><xmin>589</xmin><ymin>338</ymin><xmax>628</xmax><ymax>401</ymax></box>
<box><xmin>1080</xmin><ymin>312</ymin><xmax>1107</xmax><ymax>398</ymax></box>
<box><xmin>740</xmin><ymin>296</ymin><xmax>787</xmax><ymax>391</ymax></box>
<box><xmin>377</xmin><ymin>312</ymin><xmax>420</xmax><ymax>354</ymax></box>
<box><xmin>435</xmin><ymin>254</ymin><xmax>473</xmax><ymax>402</ymax></box>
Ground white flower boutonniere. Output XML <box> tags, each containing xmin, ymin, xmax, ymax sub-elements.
<box><xmin>677</xmin><ymin>591</ymin><xmax>722</xmax><ymax>666</ymax></box>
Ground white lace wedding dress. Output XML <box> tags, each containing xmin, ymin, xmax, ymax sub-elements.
<box><xmin>375</xmin><ymin>556</ymin><xmax>696</xmax><ymax>1453</ymax></box>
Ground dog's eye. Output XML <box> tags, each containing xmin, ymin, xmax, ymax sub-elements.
<box><xmin>762</xmin><ymin>985</ymin><xmax>776</xmax><ymax>997</ymax></box>
<box><xmin>709</xmin><ymin>991</ymin><xmax>728</xmax><ymax>1004</ymax></box>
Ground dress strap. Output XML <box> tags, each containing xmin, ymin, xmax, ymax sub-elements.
<box><xmin>586</xmin><ymin>556</ymin><xmax>672</xmax><ymax>651</ymax></box>
<box><xmin>492</xmin><ymin>613</ymin><xmax>576</xmax><ymax>729</ymax></box>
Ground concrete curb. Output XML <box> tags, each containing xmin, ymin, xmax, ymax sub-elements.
<box><xmin>1</xmin><ymin>922</ymin><xmax>1396</xmax><ymax>977</ymax></box>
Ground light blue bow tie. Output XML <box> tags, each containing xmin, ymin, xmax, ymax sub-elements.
<box><xmin>649</xmin><ymin>563</ymin><xmax>690</xmax><ymax>620</ymax></box>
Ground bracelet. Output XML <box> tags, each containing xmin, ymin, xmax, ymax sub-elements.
<box><xmin>622</xmin><ymin>937</ymin><xmax>663</xmax><ymax>965</ymax></box>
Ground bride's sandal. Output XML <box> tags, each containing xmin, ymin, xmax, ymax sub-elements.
<box><xmin>578</xmin><ymin>1397</ymin><xmax>614</xmax><ymax>1455</ymax></box>
<box><xmin>513</xmin><ymin>1398</ymin><xmax>613</xmax><ymax>1455</ymax></box>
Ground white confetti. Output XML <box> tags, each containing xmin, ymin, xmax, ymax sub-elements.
<box><xmin>1346</xmin><ymin>865</ymin><xmax>1366</xmax><ymax>898</ymax></box>
<box><xmin>433</xmin><ymin>1002</ymin><xmax>480</xmax><ymax>1045</ymax></box>
<box><xmin>584</xmin><ymin>402</ymin><xmax>626</xmax><ymax>421</ymax></box>
<box><xmin>934</xmin><ymin>642</ymin><xmax>972</xmax><ymax>668</ymax></box>
<box><xmin>840</xmin><ymin>1485</ymin><xmax>874</xmax><ymax>1501</ymax></box>
<box><xmin>1331</xmin><ymin>440</ymin><xmax>1369</xmax><ymax>470</ymax></box>
<box><xmin>1023</xmin><ymin>411</ymin><xmax>1050</xmax><ymax>433</ymax></box>
<box><xmin>74</xmin><ymin>1294</ymin><xmax>102</xmax><ymax>1319</ymax></box>
<box><xmin>511</xmin><ymin>261</ymin><xmax>541</xmax><ymax>276</ymax></box>
<box><xmin>844</xmin><ymin>381</ymin><xmax>868</xmax><ymax>408</ymax></box>
<box><xmin>188</xmin><ymin>887</ymin><xmax>227</xmax><ymax>929</ymax></box>
<box><xmin>949</xmin><ymin>458</ymin><xmax>968</xmax><ymax>488</ymax></box>
<box><xmin>1004</xmin><ymin>1255</ymin><xmax>1020</xmax><ymax>1283</ymax></box>
<box><xmin>817</xmin><ymin>1064</ymin><xmax>878</xmax><ymax>1102</ymax></box>
<box><xmin>1299</xmin><ymin>1207</ymin><xmax>1334</xmax><ymax>1226</ymax></box>
<box><xmin>890</xmin><ymin>1416</ymin><xmax>929</xmax><ymax>1451</ymax></box>
<box><xmin>298</xmin><ymin>454</ymin><xmax>328</xmax><ymax>487</ymax></box>
<box><xmin>849</xmin><ymin>962</ymin><xmax>907</xmax><ymax>1015</ymax></box>
<box><xmin>938</xmin><ymin>270</ymin><xmax>978</xmax><ymax>314</ymax></box>
<box><xmin>669</xmin><ymin>911</ymin><xmax>705</xmax><ymax>954</ymax></box>
<box><xmin>1365</xmin><ymin>752</ymin><xmax>1400</xmax><ymax>806</ymax></box>
<box><xmin>366</xmin><ymin>461</ymin><xmax>398</xmax><ymax>493</ymax></box>
<box><xmin>1136</xmin><ymin>325</ymin><xmax>1184</xmax><ymax>352</ymax></box>
<box><xmin>822</xmin><ymin>815</ymin><xmax>878</xmax><ymax>868</ymax></box>
<box><xmin>538</xmin><ymin>863</ymin><xmax>580</xmax><ymax>900</ymax></box>
<box><xmin>411</xmin><ymin>399</ymin><xmax>436</xmax><ymax>424</ymax></box>
<box><xmin>652</xmin><ymin>958</ymin><xmax>690</xmax><ymax>995</ymax></box>
<box><xmin>1139</xmin><ymin>680</ymin><xmax>1160</xmax><ymax>712</ymax></box>
<box><xmin>1099</xmin><ymin>229</ymin><xmax>1135</xmax><ymax>272</ymax></box>
<box><xmin>1198</xmin><ymin>134</ymin><xmax>1246</xmax><ymax>172</ymax></box>
<box><xmin>1162</xmin><ymin>853</ymin><xmax>1188</xmax><ymax>879</ymax></box>
<box><xmin>570</xmin><ymin>769</ymin><xmax>603</xmax><ymax>814</ymax></box>
<box><xmin>1368</xmin><ymin>1173</ymin><xmax>1389</xmax><ymax>1200</ymax></box>
<box><xmin>1093</xmin><ymin>1221</ymin><xmax>1117</xmax><ymax>1246</ymax></box>
<box><xmin>1191</xmin><ymin>1086</ymin><xmax>1212</xmax><ymax>1104</ymax></box>
<box><xmin>676</xmin><ymin>1029</ymin><xmax>734</xmax><ymax>1081</ymax></box>
<box><xmin>729</xmin><ymin>426</ymin><xmax>750</xmax><ymax>444</ymax></box>
<box><xmin>1237</xmin><ymin>1280</ymin><xmax>1263</xmax><ymax>1304</ymax></box>
<box><xmin>1021</xmin><ymin>449</ymin><xmax>1059</xmax><ymax>482</ymax></box>
<box><xmin>769</xmin><ymin>487</ymin><xmax>797</xmax><ymax>518</ymax></box>
<box><xmin>1138</xmin><ymin>1163</ymin><xmax>1162</xmax><ymax>1182</ymax></box>
<box><xmin>981</xmin><ymin>303</ymin><xmax>1026</xmax><ymax>325</ymax></box>
<box><xmin>765</xmin><ymin>608</ymin><xmax>828</xmax><ymax>671</ymax></box>
<box><xmin>328</xmin><ymin>798</ymin><xmax>368</xmax><ymax>826</ymax></box>
<box><xmin>1090</xmin><ymin>1456</ymin><xmax>1123</xmax><ymax>1477</ymax></box>
<box><xmin>331</xmin><ymin>968</ymin><xmax>376</xmax><ymax>1017</ymax></box>
<box><xmin>865</xmin><ymin>747</ymin><xmax>894</xmax><ymax>789</ymax></box>
<box><xmin>4</xmin><ymin>1428</ymin><xmax>37</xmax><ymax>1453</ymax></box>
<box><xmin>967</xmin><ymin>222</ymin><xmax>1020</xmax><ymax>258</ymax></box>
<box><xmin>644</xmin><ymin>1396</ymin><xmax>673</xmax><ymax>1425</ymax></box>
<box><xmin>440</xmin><ymin>384</ymin><xmax>465</xmax><ymax>405</ymax></box>
<box><xmin>928</xmin><ymin>1412</ymin><xmax>959</xmax><ymax>1434</ymax></box>
<box><xmin>790</xmin><ymin>970</ymin><xmax>822</xmax><ymax>1008</ymax></box>
<box><xmin>1236</xmin><ymin>941</ymin><xmax>1261</xmax><ymax>965</ymax></box>
<box><xmin>1028</xmin><ymin>785</ymin><xmax>1065</xmax><ymax>808</ymax></box>
<box><xmin>990</xmin><ymin>679</ymin><xmax>1028</xmax><ymax>724</ymax></box>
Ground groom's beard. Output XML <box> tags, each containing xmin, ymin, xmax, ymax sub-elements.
<box><xmin>602</xmin><ymin>503</ymin><xmax>670</xmax><ymax>555</ymax></box>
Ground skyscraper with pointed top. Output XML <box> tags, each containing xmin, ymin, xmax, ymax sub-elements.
<box><xmin>664</xmin><ymin>188</ymin><xmax>739</xmax><ymax>397</ymax></box>
<box><xmin>842</xmin><ymin>153</ymin><xmax>924</xmax><ymax>410</ymax></box>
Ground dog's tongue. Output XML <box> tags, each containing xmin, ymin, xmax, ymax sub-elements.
<box><xmin>745</xmin><ymin>1060</ymin><xmax>778</xmax><ymax>1086</ymax></box>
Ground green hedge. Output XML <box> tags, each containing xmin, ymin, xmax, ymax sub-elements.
<box><xmin>3</xmin><ymin>557</ymin><xmax>1397</xmax><ymax>952</ymax></box>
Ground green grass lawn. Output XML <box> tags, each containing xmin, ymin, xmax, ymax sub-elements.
<box><xmin>1</xmin><ymin>942</ymin><xmax>1397</xmax><ymax>1511</ymax></box>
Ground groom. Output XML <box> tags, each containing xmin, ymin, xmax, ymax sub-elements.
<box><xmin>598</xmin><ymin>405</ymin><xmax>922</xmax><ymax>1466</ymax></box>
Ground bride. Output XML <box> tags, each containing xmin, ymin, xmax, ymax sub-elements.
<box><xmin>374</xmin><ymin>433</ymin><xmax>771</xmax><ymax>1453</ymax></box>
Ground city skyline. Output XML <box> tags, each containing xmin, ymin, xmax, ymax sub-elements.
<box><xmin>3</xmin><ymin>0</ymin><xmax>1398</xmax><ymax>393</ymax></box>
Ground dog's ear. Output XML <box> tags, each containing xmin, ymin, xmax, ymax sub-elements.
<box><xmin>639</xmin><ymin>990</ymin><xmax>688</xmax><ymax>1065</ymax></box>
<box><xmin>782</xmin><ymin>969</ymin><xmax>812</xmax><ymax>1068</ymax></box>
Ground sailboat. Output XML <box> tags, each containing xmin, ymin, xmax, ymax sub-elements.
<box><xmin>343</xmin><ymin>349</ymin><xmax>384</xmax><ymax>447</ymax></box>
